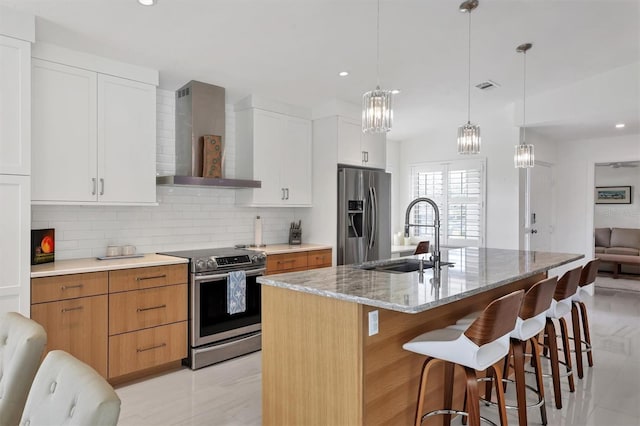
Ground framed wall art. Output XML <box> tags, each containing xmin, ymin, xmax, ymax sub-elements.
<box><xmin>595</xmin><ymin>186</ymin><xmax>632</xmax><ymax>204</ymax></box>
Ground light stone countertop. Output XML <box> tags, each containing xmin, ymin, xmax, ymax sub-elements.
<box><xmin>246</xmin><ymin>243</ymin><xmax>332</xmax><ymax>255</ymax></box>
<box><xmin>31</xmin><ymin>254</ymin><xmax>188</xmax><ymax>278</ymax></box>
<box><xmin>258</xmin><ymin>248</ymin><xmax>583</xmax><ymax>314</ymax></box>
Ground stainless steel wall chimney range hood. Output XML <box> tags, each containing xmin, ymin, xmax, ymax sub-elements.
<box><xmin>156</xmin><ymin>80</ymin><xmax>261</xmax><ymax>188</ymax></box>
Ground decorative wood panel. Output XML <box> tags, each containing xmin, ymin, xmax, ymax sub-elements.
<box><xmin>109</xmin><ymin>264</ymin><xmax>187</xmax><ymax>293</ymax></box>
<box><xmin>31</xmin><ymin>294</ymin><xmax>108</xmax><ymax>377</ymax></box>
<box><xmin>31</xmin><ymin>271</ymin><xmax>108</xmax><ymax>304</ymax></box>
<box><xmin>109</xmin><ymin>283</ymin><xmax>187</xmax><ymax>335</ymax></box>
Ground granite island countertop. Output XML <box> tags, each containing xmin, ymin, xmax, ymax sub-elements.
<box><xmin>257</xmin><ymin>247</ymin><xmax>583</xmax><ymax>314</ymax></box>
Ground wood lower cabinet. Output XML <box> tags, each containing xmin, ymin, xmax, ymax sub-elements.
<box><xmin>31</xmin><ymin>273</ymin><xmax>108</xmax><ymax>377</ymax></box>
<box><xmin>266</xmin><ymin>249</ymin><xmax>332</xmax><ymax>275</ymax></box>
<box><xmin>31</xmin><ymin>263</ymin><xmax>188</xmax><ymax>382</ymax></box>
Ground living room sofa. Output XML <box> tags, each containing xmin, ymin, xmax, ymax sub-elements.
<box><xmin>595</xmin><ymin>227</ymin><xmax>640</xmax><ymax>278</ymax></box>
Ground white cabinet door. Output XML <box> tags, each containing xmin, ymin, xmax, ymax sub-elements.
<box><xmin>282</xmin><ymin>116</ymin><xmax>312</xmax><ymax>205</ymax></box>
<box><xmin>31</xmin><ymin>59</ymin><xmax>97</xmax><ymax>202</ymax></box>
<box><xmin>337</xmin><ymin>117</ymin><xmax>362</xmax><ymax>166</ymax></box>
<box><xmin>0</xmin><ymin>175</ymin><xmax>30</xmax><ymax>315</ymax></box>
<box><xmin>251</xmin><ymin>109</ymin><xmax>285</xmax><ymax>205</ymax></box>
<box><xmin>97</xmin><ymin>74</ymin><xmax>156</xmax><ymax>203</ymax></box>
<box><xmin>362</xmin><ymin>132</ymin><xmax>386</xmax><ymax>169</ymax></box>
<box><xmin>0</xmin><ymin>36</ymin><xmax>30</xmax><ymax>175</ymax></box>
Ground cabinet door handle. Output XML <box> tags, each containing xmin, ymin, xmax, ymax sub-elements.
<box><xmin>365</xmin><ymin>151</ymin><xmax>369</xmax><ymax>163</ymax></box>
<box><xmin>61</xmin><ymin>284</ymin><xmax>83</xmax><ymax>291</ymax></box>
<box><xmin>285</xmin><ymin>188</ymin><xmax>289</xmax><ymax>200</ymax></box>
<box><xmin>137</xmin><ymin>342</ymin><xmax>167</xmax><ymax>353</ymax></box>
<box><xmin>61</xmin><ymin>306</ymin><xmax>83</xmax><ymax>313</ymax></box>
<box><xmin>136</xmin><ymin>274</ymin><xmax>167</xmax><ymax>281</ymax></box>
<box><xmin>277</xmin><ymin>259</ymin><xmax>296</xmax><ymax>265</ymax></box>
<box><xmin>99</xmin><ymin>178</ymin><xmax>105</xmax><ymax>195</ymax></box>
<box><xmin>362</xmin><ymin>151</ymin><xmax>366</xmax><ymax>162</ymax></box>
<box><xmin>281</xmin><ymin>188</ymin><xmax>285</xmax><ymax>200</ymax></box>
<box><xmin>91</xmin><ymin>178</ymin><xmax>97</xmax><ymax>195</ymax></box>
<box><xmin>137</xmin><ymin>304</ymin><xmax>167</xmax><ymax>312</ymax></box>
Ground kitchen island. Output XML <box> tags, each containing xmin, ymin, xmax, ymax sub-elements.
<box><xmin>258</xmin><ymin>248</ymin><xmax>582</xmax><ymax>426</ymax></box>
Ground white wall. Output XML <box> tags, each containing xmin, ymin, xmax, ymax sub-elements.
<box><xmin>594</xmin><ymin>163</ymin><xmax>640</xmax><ymax>229</ymax></box>
<box><xmin>396</xmin><ymin>105</ymin><xmax>521</xmax><ymax>250</ymax></box>
<box><xmin>386</xmin><ymin>140</ymin><xmax>401</xmax><ymax>235</ymax></box>
<box><xmin>31</xmin><ymin>89</ymin><xmax>301</xmax><ymax>259</ymax></box>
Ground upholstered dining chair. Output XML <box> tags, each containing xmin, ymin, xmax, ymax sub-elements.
<box><xmin>19</xmin><ymin>350</ymin><xmax>121</xmax><ymax>426</ymax></box>
<box><xmin>0</xmin><ymin>312</ymin><xmax>47</xmax><ymax>426</ymax></box>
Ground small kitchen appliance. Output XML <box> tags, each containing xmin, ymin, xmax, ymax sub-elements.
<box><xmin>158</xmin><ymin>247</ymin><xmax>266</xmax><ymax>370</ymax></box>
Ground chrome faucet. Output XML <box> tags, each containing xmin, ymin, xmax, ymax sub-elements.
<box><xmin>404</xmin><ymin>197</ymin><xmax>441</xmax><ymax>276</ymax></box>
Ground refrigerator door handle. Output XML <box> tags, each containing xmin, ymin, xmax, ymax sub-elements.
<box><xmin>369</xmin><ymin>187</ymin><xmax>377</xmax><ymax>250</ymax></box>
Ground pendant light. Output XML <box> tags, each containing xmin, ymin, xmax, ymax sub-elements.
<box><xmin>362</xmin><ymin>0</ymin><xmax>393</xmax><ymax>133</ymax></box>
<box><xmin>457</xmin><ymin>0</ymin><xmax>481</xmax><ymax>155</ymax></box>
<box><xmin>514</xmin><ymin>43</ymin><xmax>535</xmax><ymax>168</ymax></box>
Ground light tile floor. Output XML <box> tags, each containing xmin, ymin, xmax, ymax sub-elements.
<box><xmin>116</xmin><ymin>286</ymin><xmax>640</xmax><ymax>426</ymax></box>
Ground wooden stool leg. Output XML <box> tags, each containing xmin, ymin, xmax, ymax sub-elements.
<box><xmin>571</xmin><ymin>302</ymin><xmax>584</xmax><ymax>379</ymax></box>
<box><xmin>579</xmin><ymin>301</ymin><xmax>594</xmax><ymax>367</ymax></box>
<box><xmin>415</xmin><ymin>357</ymin><xmax>434</xmax><ymax>426</ymax></box>
<box><xmin>443</xmin><ymin>361</ymin><xmax>455</xmax><ymax>426</ymax></box>
<box><xmin>512</xmin><ymin>339</ymin><xmax>528</xmax><ymax>426</ymax></box>
<box><xmin>546</xmin><ymin>318</ymin><xmax>563</xmax><ymax>409</ymax></box>
<box><xmin>530</xmin><ymin>337</ymin><xmax>548</xmax><ymax>425</ymax></box>
<box><xmin>502</xmin><ymin>351</ymin><xmax>510</xmax><ymax>393</ymax></box>
<box><xmin>484</xmin><ymin>366</ymin><xmax>494</xmax><ymax>403</ymax></box>
<box><xmin>491</xmin><ymin>363</ymin><xmax>508</xmax><ymax>426</ymax></box>
<box><xmin>464</xmin><ymin>367</ymin><xmax>481</xmax><ymax>426</ymax></box>
<box><xmin>559</xmin><ymin>317</ymin><xmax>575</xmax><ymax>392</ymax></box>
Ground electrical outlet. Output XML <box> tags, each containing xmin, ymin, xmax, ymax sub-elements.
<box><xmin>368</xmin><ymin>310</ymin><xmax>379</xmax><ymax>336</ymax></box>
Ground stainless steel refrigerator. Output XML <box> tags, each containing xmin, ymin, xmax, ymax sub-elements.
<box><xmin>338</xmin><ymin>166</ymin><xmax>391</xmax><ymax>265</ymax></box>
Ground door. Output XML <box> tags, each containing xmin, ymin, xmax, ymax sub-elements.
<box><xmin>367</xmin><ymin>170</ymin><xmax>391</xmax><ymax>261</ymax></box>
<box><xmin>0</xmin><ymin>36</ymin><xmax>30</xmax><ymax>175</ymax></box>
<box><xmin>338</xmin><ymin>167</ymin><xmax>366</xmax><ymax>265</ymax></box>
<box><xmin>527</xmin><ymin>162</ymin><xmax>554</xmax><ymax>251</ymax></box>
<box><xmin>362</xmin><ymin>132</ymin><xmax>386</xmax><ymax>169</ymax></box>
<box><xmin>282</xmin><ymin>116</ymin><xmax>311</xmax><ymax>205</ymax></box>
<box><xmin>98</xmin><ymin>74</ymin><xmax>156</xmax><ymax>203</ymax></box>
<box><xmin>31</xmin><ymin>59</ymin><xmax>97</xmax><ymax>202</ymax></box>
<box><xmin>337</xmin><ymin>117</ymin><xmax>362</xmax><ymax>166</ymax></box>
<box><xmin>251</xmin><ymin>109</ymin><xmax>284</xmax><ymax>205</ymax></box>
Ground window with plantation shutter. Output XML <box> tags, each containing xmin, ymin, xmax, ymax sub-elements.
<box><xmin>410</xmin><ymin>159</ymin><xmax>485</xmax><ymax>247</ymax></box>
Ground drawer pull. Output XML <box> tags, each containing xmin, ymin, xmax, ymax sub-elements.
<box><xmin>137</xmin><ymin>304</ymin><xmax>167</xmax><ymax>312</ymax></box>
<box><xmin>61</xmin><ymin>306</ymin><xmax>83</xmax><ymax>313</ymax></box>
<box><xmin>137</xmin><ymin>342</ymin><xmax>166</xmax><ymax>353</ymax></box>
<box><xmin>277</xmin><ymin>259</ymin><xmax>297</xmax><ymax>265</ymax></box>
<box><xmin>61</xmin><ymin>284</ymin><xmax>83</xmax><ymax>291</ymax></box>
<box><xmin>136</xmin><ymin>274</ymin><xmax>167</xmax><ymax>281</ymax></box>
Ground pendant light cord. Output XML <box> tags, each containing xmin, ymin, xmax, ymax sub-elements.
<box><xmin>376</xmin><ymin>0</ymin><xmax>381</xmax><ymax>88</ymax></box>
<box><xmin>467</xmin><ymin>9</ymin><xmax>472</xmax><ymax>124</ymax></box>
<box><xmin>522</xmin><ymin>50</ymin><xmax>527</xmax><ymax>145</ymax></box>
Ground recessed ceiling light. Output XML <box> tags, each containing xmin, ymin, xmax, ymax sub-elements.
<box><xmin>615</xmin><ymin>123</ymin><xmax>625</xmax><ymax>128</ymax></box>
<box><xmin>338</xmin><ymin>71</ymin><xmax>349</xmax><ymax>77</ymax></box>
<box><xmin>391</xmin><ymin>89</ymin><xmax>400</xmax><ymax>95</ymax></box>
<box><xmin>138</xmin><ymin>0</ymin><xmax>155</xmax><ymax>6</ymax></box>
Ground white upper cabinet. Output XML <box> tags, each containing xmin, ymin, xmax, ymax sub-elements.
<box><xmin>236</xmin><ymin>105</ymin><xmax>312</xmax><ymax>207</ymax></box>
<box><xmin>0</xmin><ymin>36</ymin><xmax>30</xmax><ymax>175</ymax></box>
<box><xmin>337</xmin><ymin>117</ymin><xmax>386</xmax><ymax>169</ymax></box>
<box><xmin>30</xmin><ymin>46</ymin><xmax>157</xmax><ymax>205</ymax></box>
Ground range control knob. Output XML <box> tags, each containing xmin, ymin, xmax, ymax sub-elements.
<box><xmin>206</xmin><ymin>258</ymin><xmax>216</xmax><ymax>270</ymax></box>
<box><xmin>195</xmin><ymin>259</ymin><xmax>206</xmax><ymax>271</ymax></box>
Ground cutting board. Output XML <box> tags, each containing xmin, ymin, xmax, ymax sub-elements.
<box><xmin>202</xmin><ymin>134</ymin><xmax>223</xmax><ymax>178</ymax></box>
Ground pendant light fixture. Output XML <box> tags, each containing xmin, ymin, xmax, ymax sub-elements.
<box><xmin>457</xmin><ymin>0</ymin><xmax>481</xmax><ymax>155</ymax></box>
<box><xmin>514</xmin><ymin>43</ymin><xmax>535</xmax><ymax>168</ymax></box>
<box><xmin>362</xmin><ymin>0</ymin><xmax>393</xmax><ymax>133</ymax></box>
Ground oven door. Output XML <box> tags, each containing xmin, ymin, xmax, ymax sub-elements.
<box><xmin>192</xmin><ymin>268</ymin><xmax>264</xmax><ymax>348</ymax></box>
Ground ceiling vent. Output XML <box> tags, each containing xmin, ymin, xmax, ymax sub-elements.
<box><xmin>475</xmin><ymin>80</ymin><xmax>501</xmax><ymax>90</ymax></box>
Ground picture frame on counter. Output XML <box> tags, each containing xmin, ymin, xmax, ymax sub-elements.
<box><xmin>31</xmin><ymin>228</ymin><xmax>55</xmax><ymax>265</ymax></box>
<box><xmin>595</xmin><ymin>186</ymin><xmax>632</xmax><ymax>204</ymax></box>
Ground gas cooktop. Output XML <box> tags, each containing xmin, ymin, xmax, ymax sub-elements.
<box><xmin>158</xmin><ymin>247</ymin><xmax>266</xmax><ymax>274</ymax></box>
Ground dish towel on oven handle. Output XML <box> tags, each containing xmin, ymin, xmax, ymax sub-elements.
<box><xmin>227</xmin><ymin>270</ymin><xmax>247</xmax><ymax>315</ymax></box>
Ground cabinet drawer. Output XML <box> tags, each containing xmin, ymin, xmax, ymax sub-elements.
<box><xmin>109</xmin><ymin>264</ymin><xmax>187</xmax><ymax>293</ymax></box>
<box><xmin>31</xmin><ymin>272</ymin><xmax>108</xmax><ymax>304</ymax></box>
<box><xmin>109</xmin><ymin>284</ymin><xmax>187</xmax><ymax>335</ymax></box>
<box><xmin>307</xmin><ymin>249</ymin><xmax>332</xmax><ymax>268</ymax></box>
<box><xmin>31</xmin><ymin>295</ymin><xmax>108</xmax><ymax>378</ymax></box>
<box><xmin>266</xmin><ymin>252</ymin><xmax>308</xmax><ymax>274</ymax></box>
<box><xmin>108</xmin><ymin>321</ymin><xmax>187</xmax><ymax>378</ymax></box>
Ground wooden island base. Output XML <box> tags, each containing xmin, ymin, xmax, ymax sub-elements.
<box><xmin>262</xmin><ymin>272</ymin><xmax>546</xmax><ymax>426</ymax></box>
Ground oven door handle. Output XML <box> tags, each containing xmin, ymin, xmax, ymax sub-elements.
<box><xmin>194</xmin><ymin>268</ymin><xmax>265</xmax><ymax>283</ymax></box>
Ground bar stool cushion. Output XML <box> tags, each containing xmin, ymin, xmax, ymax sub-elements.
<box><xmin>403</xmin><ymin>326</ymin><xmax>511</xmax><ymax>372</ymax></box>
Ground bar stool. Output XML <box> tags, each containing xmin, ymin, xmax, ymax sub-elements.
<box><xmin>571</xmin><ymin>259</ymin><xmax>600</xmax><ymax>379</ymax></box>
<box><xmin>403</xmin><ymin>290</ymin><xmax>524</xmax><ymax>426</ymax></box>
<box><xmin>543</xmin><ymin>266</ymin><xmax>582</xmax><ymax>409</ymax></box>
<box><xmin>455</xmin><ymin>277</ymin><xmax>557</xmax><ymax>426</ymax></box>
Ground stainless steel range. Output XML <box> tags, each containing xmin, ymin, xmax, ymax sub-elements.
<box><xmin>159</xmin><ymin>247</ymin><xmax>266</xmax><ymax>369</ymax></box>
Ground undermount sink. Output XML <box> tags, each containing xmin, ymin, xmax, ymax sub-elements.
<box><xmin>359</xmin><ymin>259</ymin><xmax>454</xmax><ymax>274</ymax></box>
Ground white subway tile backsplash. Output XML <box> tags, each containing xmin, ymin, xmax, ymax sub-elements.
<box><xmin>32</xmin><ymin>88</ymin><xmax>304</xmax><ymax>260</ymax></box>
